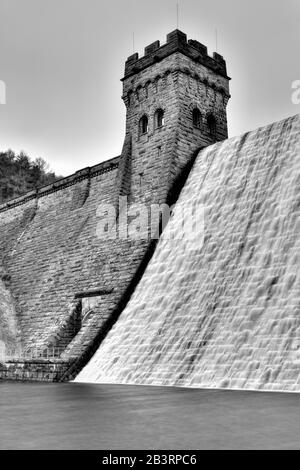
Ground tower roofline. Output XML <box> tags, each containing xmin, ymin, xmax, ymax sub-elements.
<box><xmin>122</xmin><ymin>30</ymin><xmax>230</xmax><ymax>81</ymax></box>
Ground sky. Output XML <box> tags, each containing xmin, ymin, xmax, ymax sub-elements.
<box><xmin>0</xmin><ymin>0</ymin><xmax>299</xmax><ymax>176</ymax></box>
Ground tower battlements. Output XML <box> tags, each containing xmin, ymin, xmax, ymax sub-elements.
<box><xmin>124</xmin><ymin>30</ymin><xmax>229</xmax><ymax>80</ymax></box>
<box><xmin>119</xmin><ymin>29</ymin><xmax>231</xmax><ymax>208</ymax></box>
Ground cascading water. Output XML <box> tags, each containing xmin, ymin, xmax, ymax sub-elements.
<box><xmin>76</xmin><ymin>114</ymin><xmax>300</xmax><ymax>392</ymax></box>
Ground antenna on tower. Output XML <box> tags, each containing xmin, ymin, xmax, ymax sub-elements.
<box><xmin>132</xmin><ymin>32</ymin><xmax>135</xmax><ymax>53</ymax></box>
<box><xmin>176</xmin><ymin>1</ymin><xmax>179</xmax><ymax>29</ymax></box>
<box><xmin>215</xmin><ymin>28</ymin><xmax>218</xmax><ymax>52</ymax></box>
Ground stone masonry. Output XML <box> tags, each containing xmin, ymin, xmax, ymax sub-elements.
<box><xmin>0</xmin><ymin>30</ymin><xmax>230</xmax><ymax>381</ymax></box>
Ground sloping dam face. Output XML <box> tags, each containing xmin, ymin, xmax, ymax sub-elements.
<box><xmin>76</xmin><ymin>114</ymin><xmax>300</xmax><ymax>392</ymax></box>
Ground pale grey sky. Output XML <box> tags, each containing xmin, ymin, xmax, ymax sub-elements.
<box><xmin>0</xmin><ymin>0</ymin><xmax>299</xmax><ymax>175</ymax></box>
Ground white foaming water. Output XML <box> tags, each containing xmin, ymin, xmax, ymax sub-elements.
<box><xmin>76</xmin><ymin>115</ymin><xmax>300</xmax><ymax>392</ymax></box>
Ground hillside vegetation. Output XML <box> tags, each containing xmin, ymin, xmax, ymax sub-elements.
<box><xmin>0</xmin><ymin>150</ymin><xmax>60</xmax><ymax>204</ymax></box>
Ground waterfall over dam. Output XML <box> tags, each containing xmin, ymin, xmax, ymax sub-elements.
<box><xmin>77</xmin><ymin>114</ymin><xmax>299</xmax><ymax>391</ymax></box>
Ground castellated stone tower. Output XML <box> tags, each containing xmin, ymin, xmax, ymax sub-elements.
<box><xmin>117</xmin><ymin>29</ymin><xmax>231</xmax><ymax>207</ymax></box>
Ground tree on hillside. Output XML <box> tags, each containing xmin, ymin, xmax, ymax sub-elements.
<box><xmin>0</xmin><ymin>150</ymin><xmax>61</xmax><ymax>204</ymax></box>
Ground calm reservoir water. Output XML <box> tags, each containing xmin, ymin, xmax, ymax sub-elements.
<box><xmin>0</xmin><ymin>382</ymin><xmax>300</xmax><ymax>449</ymax></box>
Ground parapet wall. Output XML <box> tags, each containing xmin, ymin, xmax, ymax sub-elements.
<box><xmin>0</xmin><ymin>157</ymin><xmax>119</xmax><ymax>214</ymax></box>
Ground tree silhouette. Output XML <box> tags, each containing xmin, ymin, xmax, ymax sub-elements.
<box><xmin>0</xmin><ymin>150</ymin><xmax>61</xmax><ymax>204</ymax></box>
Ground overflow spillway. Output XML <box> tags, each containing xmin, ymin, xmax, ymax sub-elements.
<box><xmin>76</xmin><ymin>115</ymin><xmax>300</xmax><ymax>392</ymax></box>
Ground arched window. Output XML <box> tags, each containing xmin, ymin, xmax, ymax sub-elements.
<box><xmin>192</xmin><ymin>108</ymin><xmax>202</xmax><ymax>128</ymax></box>
<box><xmin>154</xmin><ymin>75</ymin><xmax>162</xmax><ymax>93</ymax></box>
<box><xmin>154</xmin><ymin>108</ymin><xmax>164</xmax><ymax>128</ymax></box>
<box><xmin>145</xmin><ymin>81</ymin><xmax>151</xmax><ymax>98</ymax></box>
<box><xmin>127</xmin><ymin>90</ymin><xmax>133</xmax><ymax>106</ymax></box>
<box><xmin>207</xmin><ymin>114</ymin><xmax>217</xmax><ymax>136</ymax></box>
<box><xmin>139</xmin><ymin>115</ymin><xmax>148</xmax><ymax>135</ymax></box>
<box><xmin>136</xmin><ymin>85</ymin><xmax>143</xmax><ymax>101</ymax></box>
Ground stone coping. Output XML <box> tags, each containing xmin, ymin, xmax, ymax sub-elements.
<box><xmin>0</xmin><ymin>155</ymin><xmax>120</xmax><ymax>213</ymax></box>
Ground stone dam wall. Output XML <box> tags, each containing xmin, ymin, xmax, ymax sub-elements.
<box><xmin>0</xmin><ymin>155</ymin><xmax>155</xmax><ymax>380</ymax></box>
<box><xmin>76</xmin><ymin>114</ymin><xmax>300</xmax><ymax>392</ymax></box>
<box><xmin>0</xmin><ymin>274</ymin><xmax>18</xmax><ymax>351</ymax></box>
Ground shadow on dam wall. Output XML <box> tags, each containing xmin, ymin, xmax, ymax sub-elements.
<box><xmin>76</xmin><ymin>114</ymin><xmax>300</xmax><ymax>392</ymax></box>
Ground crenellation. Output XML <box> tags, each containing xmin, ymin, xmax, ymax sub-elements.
<box><xmin>145</xmin><ymin>40</ymin><xmax>160</xmax><ymax>55</ymax></box>
<box><xmin>166</xmin><ymin>29</ymin><xmax>187</xmax><ymax>45</ymax></box>
<box><xmin>124</xmin><ymin>30</ymin><xmax>229</xmax><ymax>80</ymax></box>
<box><xmin>188</xmin><ymin>39</ymin><xmax>208</xmax><ymax>55</ymax></box>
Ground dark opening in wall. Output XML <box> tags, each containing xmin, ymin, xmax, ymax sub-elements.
<box><xmin>127</xmin><ymin>90</ymin><xmax>133</xmax><ymax>106</ymax></box>
<box><xmin>207</xmin><ymin>113</ymin><xmax>217</xmax><ymax>137</ymax></box>
<box><xmin>155</xmin><ymin>108</ymin><xmax>165</xmax><ymax>128</ymax></box>
<box><xmin>145</xmin><ymin>81</ymin><xmax>151</xmax><ymax>98</ymax></box>
<box><xmin>139</xmin><ymin>115</ymin><xmax>149</xmax><ymax>135</ymax></box>
<box><xmin>49</xmin><ymin>301</ymin><xmax>82</xmax><ymax>351</ymax></box>
<box><xmin>192</xmin><ymin>108</ymin><xmax>202</xmax><ymax>129</ymax></box>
